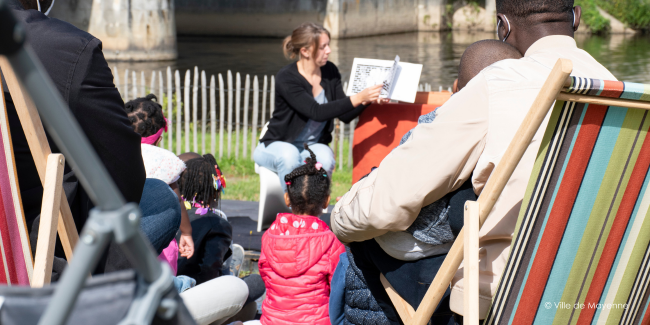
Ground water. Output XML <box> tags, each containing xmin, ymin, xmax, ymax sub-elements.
<box><xmin>111</xmin><ymin>31</ymin><xmax>650</xmax><ymax>88</ymax></box>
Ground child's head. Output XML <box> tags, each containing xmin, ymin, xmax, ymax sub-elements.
<box><xmin>178</xmin><ymin>153</ymin><xmax>226</xmax><ymax>207</ymax></box>
<box><xmin>284</xmin><ymin>144</ymin><xmax>331</xmax><ymax>216</ymax></box>
<box><xmin>125</xmin><ymin>94</ymin><xmax>167</xmax><ymax>142</ymax></box>
<box><xmin>456</xmin><ymin>39</ymin><xmax>522</xmax><ymax>91</ymax></box>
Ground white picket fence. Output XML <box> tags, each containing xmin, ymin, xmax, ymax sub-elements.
<box><xmin>112</xmin><ymin>66</ymin><xmax>450</xmax><ymax>171</ymax></box>
<box><xmin>112</xmin><ymin>66</ymin><xmax>358</xmax><ymax>170</ymax></box>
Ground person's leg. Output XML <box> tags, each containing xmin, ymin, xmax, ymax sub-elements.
<box><xmin>329</xmin><ymin>252</ymin><xmax>348</xmax><ymax>325</ymax></box>
<box><xmin>180</xmin><ymin>275</ymin><xmax>249</xmax><ymax>325</ymax></box>
<box><xmin>103</xmin><ymin>179</ymin><xmax>182</xmax><ymax>272</ymax></box>
<box><xmin>348</xmin><ymin>241</ymin><xmax>402</xmax><ymax>324</ymax></box>
<box><xmin>253</xmin><ymin>141</ymin><xmax>302</xmax><ymax>191</ymax></box>
<box><xmin>301</xmin><ymin>143</ymin><xmax>336</xmax><ymax>176</ymax></box>
<box><xmin>351</xmin><ymin>239</ymin><xmax>454</xmax><ymax>325</ymax></box>
<box><xmin>139</xmin><ymin>178</ymin><xmax>182</xmax><ymax>254</ymax></box>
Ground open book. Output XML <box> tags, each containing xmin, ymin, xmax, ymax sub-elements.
<box><xmin>346</xmin><ymin>55</ymin><xmax>423</xmax><ymax>103</ymax></box>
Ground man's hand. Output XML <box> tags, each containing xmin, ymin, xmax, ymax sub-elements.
<box><xmin>179</xmin><ymin>234</ymin><xmax>195</xmax><ymax>258</ymax></box>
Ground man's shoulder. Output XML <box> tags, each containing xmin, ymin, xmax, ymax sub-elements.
<box><xmin>16</xmin><ymin>10</ymin><xmax>97</xmax><ymax>49</ymax></box>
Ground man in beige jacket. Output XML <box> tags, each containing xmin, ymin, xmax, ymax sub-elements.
<box><xmin>331</xmin><ymin>0</ymin><xmax>616</xmax><ymax>320</ymax></box>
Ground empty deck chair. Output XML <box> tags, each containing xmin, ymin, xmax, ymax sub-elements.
<box><xmin>0</xmin><ymin>60</ymin><xmax>78</xmax><ymax>287</ymax></box>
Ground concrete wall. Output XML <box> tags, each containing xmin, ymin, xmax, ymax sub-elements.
<box><xmin>89</xmin><ymin>0</ymin><xmax>177</xmax><ymax>61</ymax></box>
<box><xmin>175</xmin><ymin>0</ymin><xmax>328</xmax><ymax>37</ymax></box>
<box><xmin>50</xmin><ymin>0</ymin><xmax>177</xmax><ymax>61</ymax></box>
<box><xmin>174</xmin><ymin>0</ymin><xmax>436</xmax><ymax>38</ymax></box>
<box><xmin>326</xmin><ymin>0</ymin><xmax>419</xmax><ymax>38</ymax></box>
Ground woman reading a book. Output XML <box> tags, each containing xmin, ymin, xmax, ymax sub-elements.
<box><xmin>253</xmin><ymin>22</ymin><xmax>382</xmax><ymax>191</ymax></box>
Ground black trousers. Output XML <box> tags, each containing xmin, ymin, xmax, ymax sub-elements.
<box><xmin>348</xmin><ymin>239</ymin><xmax>457</xmax><ymax>325</ymax></box>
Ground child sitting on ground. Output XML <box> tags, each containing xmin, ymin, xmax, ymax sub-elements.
<box><xmin>176</xmin><ymin>152</ymin><xmax>232</xmax><ymax>284</ymax></box>
<box><xmin>124</xmin><ymin>94</ymin><xmax>194</xmax><ymax>264</ymax></box>
<box><xmin>257</xmin><ymin>144</ymin><xmax>345</xmax><ymax>325</ymax></box>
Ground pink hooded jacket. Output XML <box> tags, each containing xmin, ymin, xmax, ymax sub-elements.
<box><xmin>259</xmin><ymin>213</ymin><xmax>345</xmax><ymax>325</ymax></box>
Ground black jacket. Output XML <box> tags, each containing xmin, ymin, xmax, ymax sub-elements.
<box><xmin>260</xmin><ymin>61</ymin><xmax>367</xmax><ymax>146</ymax></box>
<box><xmin>1</xmin><ymin>1</ymin><xmax>146</xmax><ymax>233</ymax></box>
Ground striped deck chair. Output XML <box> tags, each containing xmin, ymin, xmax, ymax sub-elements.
<box><xmin>0</xmin><ymin>59</ymin><xmax>78</xmax><ymax>287</ymax></box>
<box><xmin>483</xmin><ymin>71</ymin><xmax>650</xmax><ymax>324</ymax></box>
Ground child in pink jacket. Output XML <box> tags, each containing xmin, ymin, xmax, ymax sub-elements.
<box><xmin>258</xmin><ymin>145</ymin><xmax>345</xmax><ymax>325</ymax></box>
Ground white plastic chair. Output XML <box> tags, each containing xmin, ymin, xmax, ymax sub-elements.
<box><xmin>255</xmin><ymin>123</ymin><xmax>291</xmax><ymax>232</ymax></box>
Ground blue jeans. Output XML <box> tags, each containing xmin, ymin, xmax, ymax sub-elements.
<box><xmin>103</xmin><ymin>178</ymin><xmax>181</xmax><ymax>272</ymax></box>
<box><xmin>329</xmin><ymin>252</ymin><xmax>348</xmax><ymax>325</ymax></box>
<box><xmin>140</xmin><ymin>178</ymin><xmax>182</xmax><ymax>254</ymax></box>
<box><xmin>253</xmin><ymin>141</ymin><xmax>335</xmax><ymax>191</ymax></box>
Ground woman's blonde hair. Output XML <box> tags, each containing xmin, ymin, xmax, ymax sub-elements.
<box><xmin>282</xmin><ymin>22</ymin><xmax>331</xmax><ymax>60</ymax></box>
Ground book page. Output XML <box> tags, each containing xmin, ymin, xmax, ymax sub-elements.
<box><xmin>381</xmin><ymin>55</ymin><xmax>400</xmax><ymax>98</ymax></box>
<box><xmin>347</xmin><ymin>58</ymin><xmax>394</xmax><ymax>96</ymax></box>
<box><xmin>346</xmin><ymin>57</ymin><xmax>422</xmax><ymax>103</ymax></box>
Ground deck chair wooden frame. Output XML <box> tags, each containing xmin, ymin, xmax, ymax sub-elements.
<box><xmin>384</xmin><ymin>58</ymin><xmax>650</xmax><ymax>324</ymax></box>
<box><xmin>0</xmin><ymin>58</ymin><xmax>79</xmax><ymax>287</ymax></box>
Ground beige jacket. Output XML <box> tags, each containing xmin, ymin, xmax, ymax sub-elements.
<box><xmin>330</xmin><ymin>35</ymin><xmax>616</xmax><ymax>316</ymax></box>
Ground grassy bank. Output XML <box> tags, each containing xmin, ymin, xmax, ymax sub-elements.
<box><xmin>160</xmin><ymin>131</ymin><xmax>354</xmax><ymax>205</ymax></box>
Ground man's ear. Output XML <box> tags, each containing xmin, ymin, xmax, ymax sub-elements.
<box><xmin>284</xmin><ymin>192</ymin><xmax>291</xmax><ymax>207</ymax></box>
<box><xmin>496</xmin><ymin>13</ymin><xmax>508</xmax><ymax>41</ymax></box>
<box><xmin>573</xmin><ymin>6</ymin><xmax>582</xmax><ymax>32</ymax></box>
<box><xmin>323</xmin><ymin>195</ymin><xmax>331</xmax><ymax>209</ymax></box>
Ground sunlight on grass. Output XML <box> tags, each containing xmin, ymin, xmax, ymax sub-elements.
<box><xmin>162</xmin><ymin>130</ymin><xmax>354</xmax><ymax>204</ymax></box>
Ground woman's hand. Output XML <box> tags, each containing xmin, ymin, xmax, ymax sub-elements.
<box><xmin>179</xmin><ymin>233</ymin><xmax>195</xmax><ymax>258</ymax></box>
<box><xmin>351</xmin><ymin>84</ymin><xmax>382</xmax><ymax>107</ymax></box>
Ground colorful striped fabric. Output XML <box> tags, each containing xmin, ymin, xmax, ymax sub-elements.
<box><xmin>0</xmin><ymin>81</ymin><xmax>33</xmax><ymax>286</ymax></box>
<box><xmin>484</xmin><ymin>77</ymin><xmax>650</xmax><ymax>325</ymax></box>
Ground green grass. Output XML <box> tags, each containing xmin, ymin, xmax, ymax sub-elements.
<box><xmin>576</xmin><ymin>0</ymin><xmax>611</xmax><ymax>34</ymax></box>
<box><xmin>160</xmin><ymin>129</ymin><xmax>354</xmax><ymax>205</ymax></box>
<box><xmin>597</xmin><ymin>0</ymin><xmax>650</xmax><ymax>31</ymax></box>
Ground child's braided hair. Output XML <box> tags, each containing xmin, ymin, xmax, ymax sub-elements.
<box><xmin>124</xmin><ymin>94</ymin><xmax>166</xmax><ymax>137</ymax></box>
<box><xmin>179</xmin><ymin>154</ymin><xmax>221</xmax><ymax>207</ymax></box>
<box><xmin>284</xmin><ymin>144</ymin><xmax>331</xmax><ymax>216</ymax></box>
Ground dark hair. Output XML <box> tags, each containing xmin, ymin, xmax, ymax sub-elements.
<box><xmin>124</xmin><ymin>94</ymin><xmax>166</xmax><ymax>138</ymax></box>
<box><xmin>282</xmin><ymin>22</ymin><xmax>331</xmax><ymax>60</ymax></box>
<box><xmin>496</xmin><ymin>0</ymin><xmax>574</xmax><ymax>18</ymax></box>
<box><xmin>284</xmin><ymin>144</ymin><xmax>331</xmax><ymax>216</ymax></box>
<box><xmin>457</xmin><ymin>40</ymin><xmax>522</xmax><ymax>90</ymax></box>
<box><xmin>178</xmin><ymin>154</ymin><xmax>221</xmax><ymax>207</ymax></box>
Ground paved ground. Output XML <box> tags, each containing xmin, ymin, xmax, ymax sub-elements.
<box><xmin>221</xmin><ymin>199</ymin><xmax>260</xmax><ymax>220</ymax></box>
